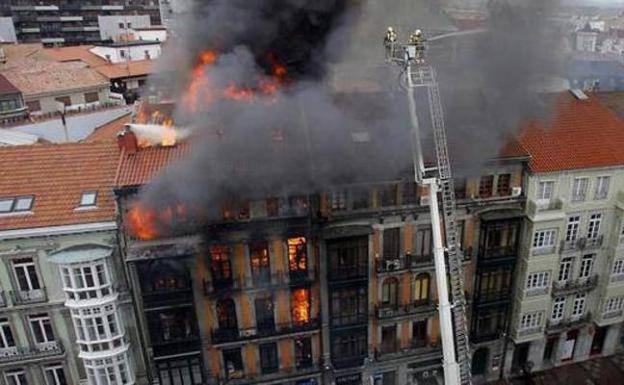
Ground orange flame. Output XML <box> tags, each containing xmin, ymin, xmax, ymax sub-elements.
<box><xmin>126</xmin><ymin>202</ymin><xmax>189</xmax><ymax>240</ymax></box>
<box><xmin>183</xmin><ymin>50</ymin><xmax>218</xmax><ymax>112</ymax></box>
<box><xmin>291</xmin><ymin>288</ymin><xmax>310</xmax><ymax>325</ymax></box>
<box><xmin>223</xmin><ymin>84</ymin><xmax>255</xmax><ymax>102</ymax></box>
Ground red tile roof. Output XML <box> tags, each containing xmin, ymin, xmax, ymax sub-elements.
<box><xmin>85</xmin><ymin>113</ymin><xmax>132</xmax><ymax>143</ymax></box>
<box><xmin>0</xmin><ymin>73</ymin><xmax>20</xmax><ymax>96</ymax></box>
<box><xmin>93</xmin><ymin>59</ymin><xmax>153</xmax><ymax>80</ymax></box>
<box><xmin>518</xmin><ymin>92</ymin><xmax>624</xmax><ymax>173</ymax></box>
<box><xmin>43</xmin><ymin>45</ymin><xmax>109</xmax><ymax>68</ymax></box>
<box><xmin>0</xmin><ymin>143</ymin><xmax>120</xmax><ymax>231</ymax></box>
<box><xmin>115</xmin><ymin>143</ymin><xmax>191</xmax><ymax>188</ymax></box>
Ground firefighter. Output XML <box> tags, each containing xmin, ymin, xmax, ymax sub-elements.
<box><xmin>384</xmin><ymin>26</ymin><xmax>398</xmax><ymax>60</ymax></box>
<box><xmin>409</xmin><ymin>29</ymin><xmax>425</xmax><ymax>63</ymax></box>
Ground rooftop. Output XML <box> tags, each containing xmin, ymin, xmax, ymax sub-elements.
<box><xmin>0</xmin><ymin>142</ymin><xmax>119</xmax><ymax>232</ymax></box>
<box><xmin>85</xmin><ymin>112</ymin><xmax>132</xmax><ymax>143</ymax></box>
<box><xmin>115</xmin><ymin>143</ymin><xmax>192</xmax><ymax>189</ymax></box>
<box><xmin>43</xmin><ymin>45</ymin><xmax>108</xmax><ymax>68</ymax></box>
<box><xmin>518</xmin><ymin>91</ymin><xmax>624</xmax><ymax>173</ymax></box>
<box><xmin>0</xmin><ymin>73</ymin><xmax>20</xmax><ymax>96</ymax></box>
<box><xmin>93</xmin><ymin>59</ymin><xmax>153</xmax><ymax>80</ymax></box>
<box><xmin>102</xmin><ymin>40</ymin><xmax>161</xmax><ymax>47</ymax></box>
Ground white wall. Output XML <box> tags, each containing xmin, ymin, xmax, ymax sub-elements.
<box><xmin>98</xmin><ymin>15</ymin><xmax>151</xmax><ymax>42</ymax></box>
<box><xmin>576</xmin><ymin>32</ymin><xmax>598</xmax><ymax>52</ymax></box>
<box><xmin>27</xmin><ymin>86</ymin><xmax>111</xmax><ymax>115</ymax></box>
<box><xmin>135</xmin><ymin>29</ymin><xmax>167</xmax><ymax>42</ymax></box>
<box><xmin>90</xmin><ymin>43</ymin><xmax>162</xmax><ymax>63</ymax></box>
<box><xmin>0</xmin><ymin>17</ymin><xmax>17</xmax><ymax>43</ymax></box>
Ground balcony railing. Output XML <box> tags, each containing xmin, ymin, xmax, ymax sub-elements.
<box><xmin>517</xmin><ymin>326</ymin><xmax>543</xmax><ymax>337</ymax></box>
<box><xmin>150</xmin><ymin>335</ymin><xmax>202</xmax><ymax>357</ymax></box>
<box><xmin>585</xmin><ymin>235</ymin><xmax>604</xmax><ymax>250</ymax></box>
<box><xmin>545</xmin><ymin>313</ymin><xmax>591</xmax><ymax>334</ymax></box>
<box><xmin>204</xmin><ymin>270</ymin><xmax>314</xmax><ymax>296</ymax></box>
<box><xmin>332</xmin><ymin>355</ymin><xmax>366</xmax><ymax>369</ymax></box>
<box><xmin>474</xmin><ymin>289</ymin><xmax>512</xmax><ymax>304</ymax></box>
<box><xmin>525</xmin><ymin>287</ymin><xmax>549</xmax><ymax>297</ymax></box>
<box><xmin>531</xmin><ymin>245</ymin><xmax>556</xmax><ymax>256</ymax></box>
<box><xmin>211</xmin><ymin>318</ymin><xmax>320</xmax><ymax>344</ymax></box>
<box><xmin>375</xmin><ymin>341</ymin><xmax>439</xmax><ymax>361</ymax></box>
<box><xmin>10</xmin><ymin>288</ymin><xmax>47</xmax><ymax>305</ymax></box>
<box><xmin>142</xmin><ymin>287</ymin><xmax>193</xmax><ymax>308</ymax></box>
<box><xmin>602</xmin><ymin>309</ymin><xmax>623</xmax><ymax>320</ymax></box>
<box><xmin>552</xmin><ymin>275</ymin><xmax>598</xmax><ymax>296</ymax></box>
<box><xmin>376</xmin><ymin>253</ymin><xmax>433</xmax><ymax>273</ymax></box>
<box><xmin>376</xmin><ymin>301</ymin><xmax>436</xmax><ymax>319</ymax></box>
<box><xmin>0</xmin><ymin>341</ymin><xmax>63</xmax><ymax>364</ymax></box>
<box><xmin>561</xmin><ymin>236</ymin><xmax>603</xmax><ymax>253</ymax></box>
<box><xmin>479</xmin><ymin>245</ymin><xmax>518</xmax><ymax>260</ymax></box>
<box><xmin>328</xmin><ymin>264</ymin><xmax>368</xmax><ymax>282</ymax></box>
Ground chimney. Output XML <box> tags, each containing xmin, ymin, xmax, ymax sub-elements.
<box><xmin>117</xmin><ymin>125</ymin><xmax>138</xmax><ymax>154</ymax></box>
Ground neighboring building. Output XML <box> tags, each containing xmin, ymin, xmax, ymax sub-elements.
<box><xmin>90</xmin><ymin>41</ymin><xmax>162</xmax><ymax>63</ymax></box>
<box><xmin>0</xmin><ymin>1</ymin><xmax>161</xmax><ymax>45</ymax></box>
<box><xmin>0</xmin><ymin>142</ymin><xmax>147</xmax><ymax>385</ymax></box>
<box><xmin>567</xmin><ymin>54</ymin><xmax>624</xmax><ymax>91</ymax></box>
<box><xmin>94</xmin><ymin>60</ymin><xmax>153</xmax><ymax>103</ymax></box>
<box><xmin>98</xmin><ymin>15</ymin><xmax>151</xmax><ymax>42</ymax></box>
<box><xmin>0</xmin><ymin>73</ymin><xmax>27</xmax><ymax>122</ymax></box>
<box><xmin>134</xmin><ymin>26</ymin><xmax>168</xmax><ymax>43</ymax></box>
<box><xmin>1</xmin><ymin>59</ymin><xmax>111</xmax><ymax>114</ymax></box>
<box><xmin>0</xmin><ymin>17</ymin><xmax>16</xmax><ymax>43</ymax></box>
<box><xmin>575</xmin><ymin>23</ymin><xmax>600</xmax><ymax>52</ymax></box>
<box><xmin>506</xmin><ymin>90</ymin><xmax>624</xmax><ymax>377</ymax></box>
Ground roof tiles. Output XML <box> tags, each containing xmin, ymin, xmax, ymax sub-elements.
<box><xmin>115</xmin><ymin>143</ymin><xmax>191</xmax><ymax>188</ymax></box>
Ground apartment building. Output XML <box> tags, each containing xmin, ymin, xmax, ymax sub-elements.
<box><xmin>0</xmin><ymin>0</ymin><xmax>161</xmax><ymax>45</ymax></box>
<box><xmin>0</xmin><ymin>143</ymin><xmax>147</xmax><ymax>385</ymax></box>
<box><xmin>507</xmin><ymin>90</ymin><xmax>624</xmax><ymax>377</ymax></box>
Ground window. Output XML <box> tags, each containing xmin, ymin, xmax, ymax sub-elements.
<box><xmin>496</xmin><ymin>174</ymin><xmax>511</xmax><ymax>196</ymax></box>
<box><xmin>402</xmin><ymin>182</ymin><xmax>418</xmax><ymax>204</ymax></box>
<box><xmin>604</xmin><ymin>297</ymin><xmax>624</xmax><ymax>313</ymax></box>
<box><xmin>118</xmin><ymin>22</ymin><xmax>124</xmax><ymax>28</ymax></box>
<box><xmin>381</xmin><ymin>325</ymin><xmax>397</xmax><ymax>353</ymax></box>
<box><xmin>587</xmin><ymin>213</ymin><xmax>602</xmax><ymax>239</ymax></box>
<box><xmin>0</xmin><ymin>196</ymin><xmax>34</xmax><ymax>213</ymax></box>
<box><xmin>222</xmin><ymin>348</ymin><xmax>243</xmax><ymax>379</ymax></box>
<box><xmin>288</xmin><ymin>237</ymin><xmax>307</xmax><ymax>274</ymax></box>
<box><xmin>259</xmin><ymin>343</ymin><xmax>279</xmax><ymax>374</ymax></box>
<box><xmin>249</xmin><ymin>241</ymin><xmax>270</xmax><ymax>284</ymax></box>
<box><xmin>330</xmin><ymin>189</ymin><xmax>347</xmax><ymax>211</ymax></box>
<box><xmin>351</xmin><ymin>187</ymin><xmax>369</xmax><ymax>209</ymax></box>
<box><xmin>255</xmin><ymin>296</ymin><xmax>274</xmax><ymax>332</ymax></box>
<box><xmin>332</xmin><ymin>331</ymin><xmax>367</xmax><ymax>362</ymax></box>
<box><xmin>566</xmin><ymin>215</ymin><xmax>580</xmax><ymax>242</ymax></box>
<box><xmin>572</xmin><ymin>177</ymin><xmax>589</xmax><ymax>202</ymax></box>
<box><xmin>519</xmin><ymin>311</ymin><xmax>543</xmax><ymax>330</ymax></box>
<box><xmin>413</xmin><ymin>273</ymin><xmax>430</xmax><ymax>305</ymax></box>
<box><xmin>328</xmin><ymin>236</ymin><xmax>368</xmax><ymax>280</ymax></box>
<box><xmin>331</xmin><ymin>287</ymin><xmax>367</xmax><ymax>326</ymax></box>
<box><xmin>120</xmin><ymin>49</ymin><xmax>126</xmax><ymax>58</ymax></box>
<box><xmin>5</xmin><ymin>370</ymin><xmax>27</xmax><ymax>385</ymax></box>
<box><xmin>0</xmin><ymin>319</ymin><xmax>15</xmax><ymax>349</ymax></box>
<box><xmin>595</xmin><ymin>176</ymin><xmax>610</xmax><ymax>200</ymax></box>
<box><xmin>381</xmin><ymin>278</ymin><xmax>398</xmax><ymax>306</ymax></box>
<box><xmin>526</xmin><ymin>271</ymin><xmax>550</xmax><ymax>291</ymax></box>
<box><xmin>54</xmin><ymin>96</ymin><xmax>71</xmax><ymax>107</ymax></box>
<box><xmin>84</xmin><ymin>92</ymin><xmax>99</xmax><ymax>104</ymax></box>
<box><xmin>558</xmin><ymin>258</ymin><xmax>573</xmax><ymax>282</ymax></box>
<box><xmin>479</xmin><ymin>175</ymin><xmax>494</xmax><ymax>198</ymax></box>
<box><xmin>29</xmin><ymin>314</ymin><xmax>54</xmax><ymax>343</ymax></box>
<box><xmin>572</xmin><ymin>294</ymin><xmax>586</xmax><ymax>317</ymax></box>
<box><xmin>412</xmin><ymin>320</ymin><xmax>427</xmax><ymax>347</ymax></box>
<box><xmin>26</xmin><ymin>100</ymin><xmax>41</xmax><ymax>112</ymax></box>
<box><xmin>380</xmin><ymin>184</ymin><xmax>397</xmax><ymax>206</ymax></box>
<box><xmin>79</xmin><ymin>191</ymin><xmax>97</xmax><ymax>207</ymax></box>
<box><xmin>44</xmin><ymin>365</ymin><xmax>67</xmax><ymax>385</ymax></box>
<box><xmin>295</xmin><ymin>337</ymin><xmax>312</xmax><ymax>368</ymax></box>
<box><xmin>0</xmin><ymin>199</ymin><xmax>12</xmax><ymax>213</ymax></box>
<box><xmin>613</xmin><ymin>259</ymin><xmax>624</xmax><ymax>276</ymax></box>
<box><xmin>532</xmin><ymin>229</ymin><xmax>556</xmax><ymax>249</ymax></box>
<box><xmin>537</xmin><ymin>181</ymin><xmax>554</xmax><ymax>201</ymax></box>
<box><xmin>579</xmin><ymin>254</ymin><xmax>594</xmax><ymax>279</ymax></box>
<box><xmin>210</xmin><ymin>245</ymin><xmax>232</xmax><ymax>284</ymax></box>
<box><xmin>156</xmin><ymin>358</ymin><xmax>202</xmax><ymax>385</ymax></box>
<box><xmin>12</xmin><ymin>258</ymin><xmax>41</xmax><ymax>292</ymax></box>
<box><xmin>413</xmin><ymin>226</ymin><xmax>432</xmax><ymax>260</ymax></box>
<box><xmin>291</xmin><ymin>288</ymin><xmax>310</xmax><ymax>326</ymax></box>
<box><xmin>216</xmin><ymin>299</ymin><xmax>237</xmax><ymax>330</ymax></box>
<box><xmin>551</xmin><ymin>297</ymin><xmax>565</xmax><ymax>321</ymax></box>
<box><xmin>383</xmin><ymin>228</ymin><xmax>400</xmax><ymax>259</ymax></box>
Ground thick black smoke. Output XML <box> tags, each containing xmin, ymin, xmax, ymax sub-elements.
<box><xmin>138</xmin><ymin>0</ymin><xmax>565</xmax><ymax>235</ymax></box>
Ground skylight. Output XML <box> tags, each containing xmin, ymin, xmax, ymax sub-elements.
<box><xmin>80</xmin><ymin>191</ymin><xmax>97</xmax><ymax>207</ymax></box>
<box><xmin>0</xmin><ymin>196</ymin><xmax>34</xmax><ymax>213</ymax></box>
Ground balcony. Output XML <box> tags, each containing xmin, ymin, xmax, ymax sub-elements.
<box><xmin>561</xmin><ymin>237</ymin><xmax>604</xmax><ymax>254</ymax></box>
<box><xmin>531</xmin><ymin>245</ymin><xmax>556</xmax><ymax>257</ymax></box>
<box><xmin>211</xmin><ymin>318</ymin><xmax>320</xmax><ymax>344</ymax></box>
<box><xmin>328</xmin><ymin>264</ymin><xmax>368</xmax><ymax>282</ymax></box>
<box><xmin>204</xmin><ymin>271</ymin><xmax>313</xmax><ymax>296</ymax></box>
<box><xmin>516</xmin><ymin>326</ymin><xmax>543</xmax><ymax>338</ymax></box>
<box><xmin>545</xmin><ymin>313</ymin><xmax>591</xmax><ymax>334</ymax></box>
<box><xmin>527</xmin><ymin>199</ymin><xmax>564</xmax><ymax>221</ymax></box>
<box><xmin>332</xmin><ymin>355</ymin><xmax>366</xmax><ymax>369</ymax></box>
<box><xmin>150</xmin><ymin>335</ymin><xmax>202</xmax><ymax>358</ymax></box>
<box><xmin>375</xmin><ymin>341</ymin><xmax>440</xmax><ymax>361</ymax></box>
<box><xmin>474</xmin><ymin>289</ymin><xmax>512</xmax><ymax>306</ymax></box>
<box><xmin>10</xmin><ymin>288</ymin><xmax>47</xmax><ymax>305</ymax></box>
<box><xmin>142</xmin><ymin>287</ymin><xmax>193</xmax><ymax>309</ymax></box>
<box><xmin>478</xmin><ymin>245</ymin><xmax>518</xmax><ymax>262</ymax></box>
<box><xmin>376</xmin><ymin>254</ymin><xmax>433</xmax><ymax>274</ymax></box>
<box><xmin>0</xmin><ymin>341</ymin><xmax>64</xmax><ymax>364</ymax></box>
<box><xmin>376</xmin><ymin>301</ymin><xmax>436</xmax><ymax>319</ymax></box>
<box><xmin>551</xmin><ymin>275</ymin><xmax>598</xmax><ymax>297</ymax></box>
<box><xmin>601</xmin><ymin>309</ymin><xmax>623</xmax><ymax>321</ymax></box>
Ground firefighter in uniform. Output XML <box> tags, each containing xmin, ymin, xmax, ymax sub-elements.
<box><xmin>409</xmin><ymin>29</ymin><xmax>425</xmax><ymax>63</ymax></box>
<box><xmin>384</xmin><ymin>26</ymin><xmax>397</xmax><ymax>59</ymax></box>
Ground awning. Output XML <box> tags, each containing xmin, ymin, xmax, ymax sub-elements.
<box><xmin>48</xmin><ymin>244</ymin><xmax>112</xmax><ymax>264</ymax></box>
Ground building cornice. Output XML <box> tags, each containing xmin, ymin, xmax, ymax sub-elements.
<box><xmin>0</xmin><ymin>221</ymin><xmax>117</xmax><ymax>240</ymax></box>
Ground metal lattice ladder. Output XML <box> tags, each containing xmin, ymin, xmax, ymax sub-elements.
<box><xmin>409</xmin><ymin>65</ymin><xmax>472</xmax><ymax>385</ymax></box>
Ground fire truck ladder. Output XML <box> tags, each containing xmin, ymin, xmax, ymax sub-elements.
<box><xmin>407</xmin><ymin>63</ymin><xmax>472</xmax><ymax>385</ymax></box>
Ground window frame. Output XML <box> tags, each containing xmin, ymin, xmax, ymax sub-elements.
<box><xmin>28</xmin><ymin>313</ymin><xmax>55</xmax><ymax>344</ymax></box>
<box><xmin>532</xmin><ymin>229</ymin><xmax>557</xmax><ymax>250</ymax></box>
<box><xmin>595</xmin><ymin>176</ymin><xmax>610</xmax><ymax>200</ymax></box>
<box><xmin>519</xmin><ymin>311</ymin><xmax>543</xmax><ymax>330</ymax></box>
<box><xmin>79</xmin><ymin>191</ymin><xmax>98</xmax><ymax>207</ymax></box>
<box><xmin>526</xmin><ymin>271</ymin><xmax>550</xmax><ymax>291</ymax></box>
<box><xmin>579</xmin><ymin>254</ymin><xmax>594</xmax><ymax>279</ymax></box>
<box><xmin>551</xmin><ymin>297</ymin><xmax>566</xmax><ymax>322</ymax></box>
<box><xmin>571</xmin><ymin>177</ymin><xmax>589</xmax><ymax>202</ymax></box>
<box><xmin>44</xmin><ymin>365</ymin><xmax>67</xmax><ymax>385</ymax></box>
<box><xmin>537</xmin><ymin>180</ymin><xmax>555</xmax><ymax>201</ymax></box>
<box><xmin>572</xmin><ymin>294</ymin><xmax>586</xmax><ymax>317</ymax></box>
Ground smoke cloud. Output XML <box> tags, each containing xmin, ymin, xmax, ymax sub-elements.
<box><xmin>136</xmin><ymin>0</ymin><xmax>564</xmax><ymax>235</ymax></box>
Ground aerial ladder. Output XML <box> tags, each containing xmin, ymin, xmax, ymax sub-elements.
<box><xmin>384</xmin><ymin>28</ymin><xmax>471</xmax><ymax>385</ymax></box>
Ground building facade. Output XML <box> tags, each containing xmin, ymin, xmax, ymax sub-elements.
<box><xmin>0</xmin><ymin>1</ymin><xmax>161</xmax><ymax>45</ymax></box>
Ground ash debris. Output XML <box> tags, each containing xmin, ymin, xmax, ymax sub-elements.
<box><xmin>135</xmin><ymin>0</ymin><xmax>565</xmax><ymax>236</ymax></box>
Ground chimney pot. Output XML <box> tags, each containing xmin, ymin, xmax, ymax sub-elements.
<box><xmin>117</xmin><ymin>124</ymin><xmax>138</xmax><ymax>154</ymax></box>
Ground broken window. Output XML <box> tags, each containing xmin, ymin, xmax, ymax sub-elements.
<box><xmin>381</xmin><ymin>325</ymin><xmax>397</xmax><ymax>354</ymax></box>
<box><xmin>291</xmin><ymin>288</ymin><xmax>311</xmax><ymax>326</ymax></box>
<box><xmin>216</xmin><ymin>299</ymin><xmax>238</xmax><ymax>330</ymax></box>
<box><xmin>255</xmin><ymin>295</ymin><xmax>275</xmax><ymax>333</ymax></box>
<box><xmin>288</xmin><ymin>237</ymin><xmax>307</xmax><ymax>280</ymax></box>
<box><xmin>210</xmin><ymin>246</ymin><xmax>232</xmax><ymax>288</ymax></box>
<box><xmin>250</xmin><ymin>242</ymin><xmax>270</xmax><ymax>285</ymax></box>
<box><xmin>479</xmin><ymin>175</ymin><xmax>494</xmax><ymax>198</ymax></box>
<box><xmin>222</xmin><ymin>348</ymin><xmax>244</xmax><ymax>379</ymax></box>
<box><xmin>383</xmin><ymin>228</ymin><xmax>400</xmax><ymax>260</ymax></box>
<box><xmin>295</xmin><ymin>337</ymin><xmax>313</xmax><ymax>368</ymax></box>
